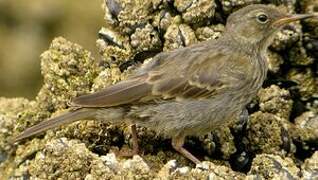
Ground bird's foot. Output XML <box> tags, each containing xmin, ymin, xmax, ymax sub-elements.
<box><xmin>172</xmin><ymin>134</ymin><xmax>201</xmax><ymax>164</ymax></box>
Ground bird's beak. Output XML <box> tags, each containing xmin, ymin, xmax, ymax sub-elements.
<box><xmin>272</xmin><ymin>14</ymin><xmax>317</xmax><ymax>27</ymax></box>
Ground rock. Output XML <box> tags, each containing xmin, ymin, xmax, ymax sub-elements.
<box><xmin>258</xmin><ymin>85</ymin><xmax>293</xmax><ymax>120</ymax></box>
<box><xmin>267</xmin><ymin>51</ymin><xmax>284</xmax><ymax>73</ymax></box>
<box><xmin>287</xmin><ymin>68</ymin><xmax>317</xmax><ymax>101</ymax></box>
<box><xmin>248</xmin><ymin>154</ymin><xmax>300</xmax><ymax>179</ymax></box>
<box><xmin>220</xmin><ymin>0</ymin><xmax>261</xmax><ymax>14</ymax></box>
<box><xmin>292</xmin><ymin>111</ymin><xmax>318</xmax><ymax>152</ymax></box>
<box><xmin>164</xmin><ymin>24</ymin><xmax>197</xmax><ymax>51</ymax></box>
<box><xmin>246</xmin><ymin>112</ymin><xmax>293</xmax><ymax>155</ymax></box>
<box><xmin>174</xmin><ymin>0</ymin><xmax>216</xmax><ymax>25</ymax></box>
<box><xmin>301</xmin><ymin>151</ymin><xmax>318</xmax><ymax>179</ymax></box>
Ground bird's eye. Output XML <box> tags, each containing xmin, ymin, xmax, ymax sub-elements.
<box><xmin>256</xmin><ymin>13</ymin><xmax>268</xmax><ymax>23</ymax></box>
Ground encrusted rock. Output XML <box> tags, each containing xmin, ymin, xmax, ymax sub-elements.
<box><xmin>247</xmin><ymin>85</ymin><xmax>295</xmax><ymax>155</ymax></box>
<box><xmin>39</xmin><ymin>37</ymin><xmax>98</xmax><ymax>110</ymax></box>
<box><xmin>158</xmin><ymin>161</ymin><xmax>245</xmax><ymax>179</ymax></box>
<box><xmin>295</xmin><ymin>111</ymin><xmax>318</xmax><ymax>138</ymax></box>
<box><xmin>103</xmin><ymin>0</ymin><xmax>155</xmax><ymax>34</ymax></box>
<box><xmin>164</xmin><ymin>24</ymin><xmax>197</xmax><ymax>51</ymax></box>
<box><xmin>301</xmin><ymin>151</ymin><xmax>318</xmax><ymax>179</ymax></box>
<box><xmin>220</xmin><ymin>0</ymin><xmax>261</xmax><ymax>14</ymax></box>
<box><xmin>301</xmin><ymin>0</ymin><xmax>318</xmax><ymax>35</ymax></box>
<box><xmin>245</xmin><ymin>112</ymin><xmax>293</xmax><ymax>155</ymax></box>
<box><xmin>0</xmin><ymin>98</ymin><xmax>30</xmax><ymax>155</ymax></box>
<box><xmin>195</xmin><ymin>24</ymin><xmax>225</xmax><ymax>42</ymax></box>
<box><xmin>16</xmin><ymin>37</ymin><xmax>98</xmax><ymax>132</ymax></box>
<box><xmin>174</xmin><ymin>0</ymin><xmax>216</xmax><ymax>25</ymax></box>
<box><xmin>25</xmin><ymin>138</ymin><xmax>100</xmax><ymax>179</ymax></box>
<box><xmin>267</xmin><ymin>50</ymin><xmax>284</xmax><ymax>73</ymax></box>
<box><xmin>271</xmin><ymin>24</ymin><xmax>302</xmax><ymax>51</ymax></box>
<box><xmin>292</xmin><ymin>111</ymin><xmax>318</xmax><ymax>149</ymax></box>
<box><xmin>152</xmin><ymin>10</ymin><xmax>177</xmax><ymax>32</ymax></box>
<box><xmin>288</xmin><ymin>43</ymin><xmax>314</xmax><ymax>66</ymax></box>
<box><xmin>130</xmin><ymin>23</ymin><xmax>162</xmax><ymax>52</ymax></box>
<box><xmin>97</xmin><ymin>28</ymin><xmax>133</xmax><ymax>66</ymax></box>
<box><xmin>214</xmin><ymin>128</ymin><xmax>236</xmax><ymax>159</ymax></box>
<box><xmin>258</xmin><ymin>85</ymin><xmax>293</xmax><ymax>120</ymax></box>
<box><xmin>287</xmin><ymin>68</ymin><xmax>317</xmax><ymax>101</ymax></box>
<box><xmin>248</xmin><ymin>154</ymin><xmax>300</xmax><ymax>179</ymax></box>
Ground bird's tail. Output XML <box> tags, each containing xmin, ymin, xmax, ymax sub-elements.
<box><xmin>14</xmin><ymin>108</ymin><xmax>96</xmax><ymax>142</ymax></box>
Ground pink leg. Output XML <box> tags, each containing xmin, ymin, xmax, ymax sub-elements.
<box><xmin>130</xmin><ymin>124</ymin><xmax>139</xmax><ymax>155</ymax></box>
<box><xmin>171</xmin><ymin>134</ymin><xmax>201</xmax><ymax>164</ymax></box>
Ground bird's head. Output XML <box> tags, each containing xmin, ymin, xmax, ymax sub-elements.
<box><xmin>225</xmin><ymin>4</ymin><xmax>316</xmax><ymax>50</ymax></box>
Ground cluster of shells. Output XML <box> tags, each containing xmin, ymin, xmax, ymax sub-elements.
<box><xmin>0</xmin><ymin>0</ymin><xmax>318</xmax><ymax>179</ymax></box>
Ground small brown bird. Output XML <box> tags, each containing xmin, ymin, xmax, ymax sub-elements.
<box><xmin>15</xmin><ymin>4</ymin><xmax>316</xmax><ymax>164</ymax></box>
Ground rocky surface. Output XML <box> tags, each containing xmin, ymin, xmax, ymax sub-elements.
<box><xmin>1</xmin><ymin>0</ymin><xmax>318</xmax><ymax>179</ymax></box>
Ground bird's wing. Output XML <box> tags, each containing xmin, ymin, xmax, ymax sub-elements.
<box><xmin>72</xmin><ymin>42</ymin><xmax>250</xmax><ymax>107</ymax></box>
<box><xmin>149</xmin><ymin>49</ymin><xmax>249</xmax><ymax>100</ymax></box>
<box><xmin>71</xmin><ymin>75</ymin><xmax>152</xmax><ymax>107</ymax></box>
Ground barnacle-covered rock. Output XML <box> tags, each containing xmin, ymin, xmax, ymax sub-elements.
<box><xmin>98</xmin><ymin>25</ymin><xmax>162</xmax><ymax>68</ymax></box>
<box><xmin>152</xmin><ymin>10</ymin><xmax>177</xmax><ymax>32</ymax></box>
<box><xmin>164</xmin><ymin>24</ymin><xmax>197</xmax><ymax>51</ymax></box>
<box><xmin>287</xmin><ymin>68</ymin><xmax>317</xmax><ymax>101</ymax></box>
<box><xmin>21</xmin><ymin>138</ymin><xmax>153</xmax><ymax>180</ymax></box>
<box><xmin>174</xmin><ymin>0</ymin><xmax>216</xmax><ymax>25</ymax></box>
<box><xmin>0</xmin><ymin>98</ymin><xmax>30</xmax><ymax>155</ymax></box>
<box><xmin>242</xmin><ymin>86</ymin><xmax>295</xmax><ymax>165</ymax></box>
<box><xmin>245</xmin><ymin>112</ymin><xmax>293</xmax><ymax>155</ymax></box>
<box><xmin>118</xmin><ymin>155</ymin><xmax>152</xmax><ymax>178</ymax></box>
<box><xmin>295</xmin><ymin>111</ymin><xmax>318</xmax><ymax>138</ymax></box>
<box><xmin>26</xmin><ymin>138</ymin><xmax>99</xmax><ymax>179</ymax></box>
<box><xmin>258</xmin><ymin>85</ymin><xmax>293</xmax><ymax>120</ymax></box>
<box><xmin>300</xmin><ymin>0</ymin><xmax>318</xmax><ymax>35</ymax></box>
<box><xmin>301</xmin><ymin>151</ymin><xmax>318</xmax><ymax>179</ymax></box>
<box><xmin>271</xmin><ymin>24</ymin><xmax>302</xmax><ymax>51</ymax></box>
<box><xmin>97</xmin><ymin>27</ymin><xmax>133</xmax><ymax>66</ymax></box>
<box><xmin>248</xmin><ymin>154</ymin><xmax>300</xmax><ymax>179</ymax></box>
<box><xmin>288</xmin><ymin>43</ymin><xmax>314</xmax><ymax>66</ymax></box>
<box><xmin>158</xmin><ymin>161</ymin><xmax>245</xmax><ymax>179</ymax></box>
<box><xmin>130</xmin><ymin>23</ymin><xmax>162</xmax><ymax>52</ymax></box>
<box><xmin>267</xmin><ymin>50</ymin><xmax>284</xmax><ymax>73</ymax></box>
<box><xmin>16</xmin><ymin>37</ymin><xmax>98</xmax><ymax>132</ymax></box>
<box><xmin>103</xmin><ymin>0</ymin><xmax>155</xmax><ymax>34</ymax></box>
<box><xmin>0</xmin><ymin>98</ymin><xmax>31</xmax><ymax>178</ymax></box>
<box><xmin>38</xmin><ymin>37</ymin><xmax>99</xmax><ymax>110</ymax></box>
<box><xmin>214</xmin><ymin>128</ymin><xmax>236</xmax><ymax>159</ymax></box>
<box><xmin>195</xmin><ymin>24</ymin><xmax>225</xmax><ymax>42</ymax></box>
<box><xmin>220</xmin><ymin>0</ymin><xmax>261</xmax><ymax>14</ymax></box>
<box><xmin>91</xmin><ymin>65</ymin><xmax>125</xmax><ymax>91</ymax></box>
<box><xmin>102</xmin><ymin>0</ymin><xmax>122</xmax><ymax>26</ymax></box>
<box><xmin>303</xmin><ymin>34</ymin><xmax>318</xmax><ymax>58</ymax></box>
<box><xmin>263</xmin><ymin>0</ymin><xmax>296</xmax><ymax>13</ymax></box>
<box><xmin>98</xmin><ymin>27</ymin><xmax>127</xmax><ymax>49</ymax></box>
<box><xmin>199</xmin><ymin>134</ymin><xmax>216</xmax><ymax>157</ymax></box>
<box><xmin>292</xmin><ymin>111</ymin><xmax>318</xmax><ymax>148</ymax></box>
<box><xmin>51</xmin><ymin>114</ymin><xmax>123</xmax><ymax>154</ymax></box>
<box><xmin>4</xmin><ymin>138</ymin><xmax>44</xmax><ymax>179</ymax></box>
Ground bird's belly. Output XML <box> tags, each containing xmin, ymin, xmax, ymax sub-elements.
<box><xmin>129</xmin><ymin>95</ymin><xmax>245</xmax><ymax>137</ymax></box>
